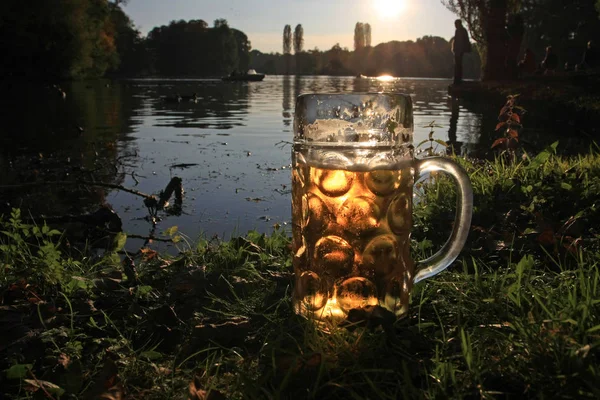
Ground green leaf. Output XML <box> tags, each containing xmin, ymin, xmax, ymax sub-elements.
<box><xmin>6</xmin><ymin>364</ymin><xmax>32</xmax><ymax>379</ymax></box>
<box><xmin>560</xmin><ymin>182</ymin><xmax>573</xmax><ymax>191</ymax></box>
<box><xmin>137</xmin><ymin>285</ymin><xmax>153</xmax><ymax>296</ymax></box>
<box><xmin>140</xmin><ymin>350</ymin><xmax>163</xmax><ymax>360</ymax></box>
<box><xmin>516</xmin><ymin>255</ymin><xmax>534</xmax><ymax>277</ymax></box>
<box><xmin>164</xmin><ymin>226</ymin><xmax>179</xmax><ymax>237</ymax></box>
<box><xmin>587</xmin><ymin>325</ymin><xmax>600</xmax><ymax>333</ymax></box>
<box><xmin>434</xmin><ymin>139</ymin><xmax>448</xmax><ymax>147</ymax></box>
<box><xmin>531</xmin><ymin>150</ymin><xmax>551</xmax><ymax>167</ymax></box>
<box><xmin>113</xmin><ymin>232</ymin><xmax>127</xmax><ymax>252</ymax></box>
<box><xmin>24</xmin><ymin>379</ymin><xmax>65</xmax><ymax>396</ymax></box>
<box><xmin>416</xmin><ymin>139</ymin><xmax>429</xmax><ymax>148</ymax></box>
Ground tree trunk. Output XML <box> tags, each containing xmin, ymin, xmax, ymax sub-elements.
<box><xmin>482</xmin><ymin>0</ymin><xmax>509</xmax><ymax>81</ymax></box>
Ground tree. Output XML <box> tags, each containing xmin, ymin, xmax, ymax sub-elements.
<box><xmin>233</xmin><ymin>29</ymin><xmax>252</xmax><ymax>71</ymax></box>
<box><xmin>293</xmin><ymin>24</ymin><xmax>304</xmax><ymax>54</ymax></box>
<box><xmin>283</xmin><ymin>25</ymin><xmax>292</xmax><ymax>54</ymax></box>
<box><xmin>108</xmin><ymin>2</ymin><xmax>149</xmax><ymax>76</ymax></box>
<box><xmin>214</xmin><ymin>18</ymin><xmax>228</xmax><ymax>28</ymax></box>
<box><xmin>520</xmin><ymin>0</ymin><xmax>600</xmax><ymax>66</ymax></box>
<box><xmin>0</xmin><ymin>0</ymin><xmax>120</xmax><ymax>79</ymax></box>
<box><xmin>248</xmin><ymin>37</ymin><xmax>480</xmax><ymax>78</ymax></box>
<box><xmin>442</xmin><ymin>0</ymin><xmax>520</xmax><ymax>81</ymax></box>
<box><xmin>354</xmin><ymin>22</ymin><xmax>365</xmax><ymax>51</ymax></box>
<box><xmin>365</xmin><ymin>23</ymin><xmax>372</xmax><ymax>47</ymax></box>
<box><xmin>146</xmin><ymin>19</ymin><xmax>249</xmax><ymax>76</ymax></box>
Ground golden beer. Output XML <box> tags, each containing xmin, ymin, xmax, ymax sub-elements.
<box><xmin>292</xmin><ymin>147</ymin><xmax>415</xmax><ymax>322</ymax></box>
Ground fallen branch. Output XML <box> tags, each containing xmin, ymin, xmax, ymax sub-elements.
<box><xmin>126</xmin><ymin>233</ymin><xmax>174</xmax><ymax>243</ymax></box>
<box><xmin>0</xmin><ymin>180</ymin><xmax>154</xmax><ymax>201</ymax></box>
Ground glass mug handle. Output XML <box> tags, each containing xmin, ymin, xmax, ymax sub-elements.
<box><xmin>413</xmin><ymin>157</ymin><xmax>473</xmax><ymax>284</ymax></box>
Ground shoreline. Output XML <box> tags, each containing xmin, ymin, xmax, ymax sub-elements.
<box><xmin>448</xmin><ymin>71</ymin><xmax>600</xmax><ymax>121</ymax></box>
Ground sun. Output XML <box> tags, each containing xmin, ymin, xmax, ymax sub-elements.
<box><xmin>373</xmin><ymin>0</ymin><xmax>405</xmax><ymax>19</ymax></box>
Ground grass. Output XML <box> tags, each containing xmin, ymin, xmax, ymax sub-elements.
<box><xmin>1</xmin><ymin>146</ymin><xmax>600</xmax><ymax>399</ymax></box>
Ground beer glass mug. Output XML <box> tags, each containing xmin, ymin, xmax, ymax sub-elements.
<box><xmin>291</xmin><ymin>93</ymin><xmax>473</xmax><ymax>324</ymax></box>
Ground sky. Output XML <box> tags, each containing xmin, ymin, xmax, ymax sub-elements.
<box><xmin>123</xmin><ymin>0</ymin><xmax>459</xmax><ymax>54</ymax></box>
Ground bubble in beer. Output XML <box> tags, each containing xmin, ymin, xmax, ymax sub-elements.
<box><xmin>365</xmin><ymin>170</ymin><xmax>400</xmax><ymax>195</ymax></box>
<box><xmin>338</xmin><ymin>196</ymin><xmax>380</xmax><ymax>234</ymax></box>
<box><xmin>314</xmin><ymin>169</ymin><xmax>354</xmax><ymax>197</ymax></box>
<box><xmin>362</xmin><ymin>234</ymin><xmax>398</xmax><ymax>277</ymax></box>
<box><xmin>297</xmin><ymin>271</ymin><xmax>327</xmax><ymax>311</ymax></box>
<box><xmin>314</xmin><ymin>235</ymin><xmax>354</xmax><ymax>276</ymax></box>
<box><xmin>388</xmin><ymin>193</ymin><xmax>411</xmax><ymax>233</ymax></box>
<box><xmin>337</xmin><ymin>277</ymin><xmax>378</xmax><ymax>311</ymax></box>
<box><xmin>304</xmin><ymin>193</ymin><xmax>333</xmax><ymax>233</ymax></box>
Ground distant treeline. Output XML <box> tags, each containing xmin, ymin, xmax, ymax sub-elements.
<box><xmin>146</xmin><ymin>19</ymin><xmax>250</xmax><ymax>77</ymax></box>
<box><xmin>0</xmin><ymin>1</ymin><xmax>249</xmax><ymax>80</ymax></box>
<box><xmin>250</xmin><ymin>37</ymin><xmax>481</xmax><ymax>79</ymax></box>
<box><xmin>0</xmin><ymin>1</ymin><xmax>477</xmax><ymax>80</ymax></box>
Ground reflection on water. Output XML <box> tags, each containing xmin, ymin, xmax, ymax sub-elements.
<box><xmin>0</xmin><ymin>76</ymin><xmax>593</xmax><ymax>246</ymax></box>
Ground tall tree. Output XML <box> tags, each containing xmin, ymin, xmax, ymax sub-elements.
<box><xmin>354</xmin><ymin>22</ymin><xmax>365</xmax><ymax>51</ymax></box>
<box><xmin>108</xmin><ymin>2</ymin><xmax>149</xmax><ymax>76</ymax></box>
<box><xmin>0</xmin><ymin>0</ymin><xmax>120</xmax><ymax>79</ymax></box>
<box><xmin>293</xmin><ymin>24</ymin><xmax>304</xmax><ymax>54</ymax></box>
<box><xmin>233</xmin><ymin>29</ymin><xmax>252</xmax><ymax>72</ymax></box>
<box><xmin>283</xmin><ymin>25</ymin><xmax>292</xmax><ymax>54</ymax></box>
<box><xmin>364</xmin><ymin>23</ymin><xmax>372</xmax><ymax>47</ymax></box>
<box><xmin>442</xmin><ymin>0</ymin><xmax>520</xmax><ymax>81</ymax></box>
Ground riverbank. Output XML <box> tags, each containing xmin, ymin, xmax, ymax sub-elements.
<box><xmin>449</xmin><ymin>71</ymin><xmax>600</xmax><ymax>136</ymax></box>
<box><xmin>1</xmin><ymin>147</ymin><xmax>599</xmax><ymax>398</ymax></box>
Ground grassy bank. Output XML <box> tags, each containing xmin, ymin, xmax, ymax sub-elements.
<box><xmin>1</xmin><ymin>147</ymin><xmax>600</xmax><ymax>399</ymax></box>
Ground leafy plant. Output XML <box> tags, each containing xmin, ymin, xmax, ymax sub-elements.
<box><xmin>492</xmin><ymin>94</ymin><xmax>526</xmax><ymax>160</ymax></box>
<box><xmin>417</xmin><ymin>121</ymin><xmax>448</xmax><ymax>156</ymax></box>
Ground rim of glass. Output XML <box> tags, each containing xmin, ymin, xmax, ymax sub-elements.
<box><xmin>293</xmin><ymin>92</ymin><xmax>413</xmax><ymax>147</ymax></box>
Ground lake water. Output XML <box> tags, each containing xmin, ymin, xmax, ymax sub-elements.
<box><xmin>0</xmin><ymin>76</ymin><xmax>589</xmax><ymax>248</ymax></box>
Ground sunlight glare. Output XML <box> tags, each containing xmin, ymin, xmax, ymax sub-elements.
<box><xmin>373</xmin><ymin>0</ymin><xmax>405</xmax><ymax>19</ymax></box>
<box><xmin>376</xmin><ymin>75</ymin><xmax>395</xmax><ymax>81</ymax></box>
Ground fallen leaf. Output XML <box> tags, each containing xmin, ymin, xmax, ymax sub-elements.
<box><xmin>188</xmin><ymin>375</ymin><xmax>227</xmax><ymax>400</ymax></box>
<box><xmin>58</xmin><ymin>353</ymin><xmax>71</xmax><ymax>368</ymax></box>
<box><xmin>140</xmin><ymin>247</ymin><xmax>158</xmax><ymax>261</ymax></box>
<box><xmin>537</xmin><ymin>229</ymin><xmax>555</xmax><ymax>246</ymax></box>
<box><xmin>24</xmin><ymin>379</ymin><xmax>65</xmax><ymax>397</ymax></box>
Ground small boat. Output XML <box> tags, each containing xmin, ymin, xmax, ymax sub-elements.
<box><xmin>222</xmin><ymin>69</ymin><xmax>266</xmax><ymax>82</ymax></box>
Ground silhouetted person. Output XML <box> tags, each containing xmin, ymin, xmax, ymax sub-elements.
<box><xmin>452</xmin><ymin>20</ymin><xmax>471</xmax><ymax>85</ymax></box>
<box><xmin>577</xmin><ymin>41</ymin><xmax>599</xmax><ymax>70</ymax></box>
<box><xmin>541</xmin><ymin>46</ymin><xmax>558</xmax><ymax>74</ymax></box>
<box><xmin>517</xmin><ymin>48</ymin><xmax>536</xmax><ymax>77</ymax></box>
